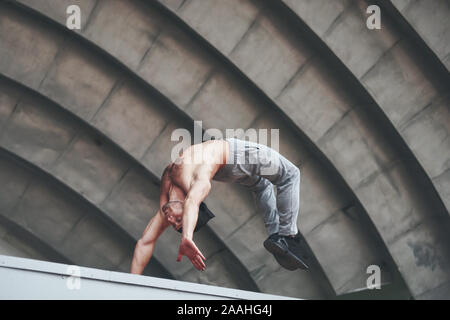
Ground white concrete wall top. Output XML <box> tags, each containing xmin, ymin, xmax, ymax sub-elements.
<box><xmin>0</xmin><ymin>255</ymin><xmax>298</xmax><ymax>300</ymax></box>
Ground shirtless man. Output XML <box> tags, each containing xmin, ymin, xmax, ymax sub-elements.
<box><xmin>130</xmin><ymin>138</ymin><xmax>308</xmax><ymax>275</ymax></box>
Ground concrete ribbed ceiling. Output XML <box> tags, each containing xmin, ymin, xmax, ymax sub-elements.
<box><xmin>1</xmin><ymin>0</ymin><xmax>449</xmax><ymax>299</ymax></box>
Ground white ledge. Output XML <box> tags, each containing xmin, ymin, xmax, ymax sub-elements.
<box><xmin>0</xmin><ymin>255</ymin><xmax>298</xmax><ymax>300</ymax></box>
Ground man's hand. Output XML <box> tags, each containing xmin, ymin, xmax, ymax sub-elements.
<box><xmin>177</xmin><ymin>237</ymin><xmax>206</xmax><ymax>271</ymax></box>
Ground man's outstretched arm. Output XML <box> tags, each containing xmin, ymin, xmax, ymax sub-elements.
<box><xmin>159</xmin><ymin>164</ymin><xmax>172</xmax><ymax>211</ymax></box>
<box><xmin>177</xmin><ymin>178</ymin><xmax>211</xmax><ymax>271</ymax></box>
<box><xmin>130</xmin><ymin>210</ymin><xmax>169</xmax><ymax>274</ymax></box>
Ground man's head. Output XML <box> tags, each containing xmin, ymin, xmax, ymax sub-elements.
<box><xmin>162</xmin><ymin>200</ymin><xmax>184</xmax><ymax>231</ymax></box>
<box><xmin>162</xmin><ymin>201</ymin><xmax>215</xmax><ymax>233</ymax></box>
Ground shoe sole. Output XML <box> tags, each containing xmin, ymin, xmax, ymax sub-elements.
<box><xmin>263</xmin><ymin>239</ymin><xmax>309</xmax><ymax>270</ymax></box>
<box><xmin>273</xmin><ymin>253</ymin><xmax>299</xmax><ymax>271</ymax></box>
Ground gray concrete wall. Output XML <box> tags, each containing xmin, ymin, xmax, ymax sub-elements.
<box><xmin>0</xmin><ymin>220</ymin><xmax>49</xmax><ymax>262</ymax></box>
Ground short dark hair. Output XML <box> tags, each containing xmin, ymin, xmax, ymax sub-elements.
<box><xmin>162</xmin><ymin>200</ymin><xmax>183</xmax><ymax>213</ymax></box>
<box><xmin>176</xmin><ymin>202</ymin><xmax>215</xmax><ymax>234</ymax></box>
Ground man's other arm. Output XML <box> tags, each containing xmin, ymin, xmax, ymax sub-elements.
<box><xmin>130</xmin><ymin>210</ymin><xmax>169</xmax><ymax>274</ymax></box>
<box><xmin>160</xmin><ymin>164</ymin><xmax>172</xmax><ymax>210</ymax></box>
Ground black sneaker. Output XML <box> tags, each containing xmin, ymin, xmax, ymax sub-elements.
<box><xmin>285</xmin><ymin>232</ymin><xmax>310</xmax><ymax>269</ymax></box>
<box><xmin>272</xmin><ymin>252</ymin><xmax>300</xmax><ymax>271</ymax></box>
<box><xmin>263</xmin><ymin>233</ymin><xmax>309</xmax><ymax>270</ymax></box>
<box><xmin>264</xmin><ymin>233</ymin><xmax>298</xmax><ymax>271</ymax></box>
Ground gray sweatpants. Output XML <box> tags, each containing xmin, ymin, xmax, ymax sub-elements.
<box><xmin>213</xmin><ymin>138</ymin><xmax>300</xmax><ymax>236</ymax></box>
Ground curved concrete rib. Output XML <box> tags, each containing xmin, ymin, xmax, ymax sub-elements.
<box><xmin>379</xmin><ymin>0</ymin><xmax>450</xmax><ymax>211</ymax></box>
<box><xmin>4</xmin><ymin>0</ymin><xmax>398</xmax><ymax>297</ymax></box>
<box><xmin>0</xmin><ymin>148</ymin><xmax>170</xmax><ymax>278</ymax></box>
<box><xmin>389</xmin><ymin>0</ymin><xmax>450</xmax><ymax>71</ymax></box>
<box><xmin>0</xmin><ymin>75</ymin><xmax>262</xmax><ymax>291</ymax></box>
<box><xmin>154</xmin><ymin>0</ymin><xmax>450</xmax><ymax>298</ymax></box>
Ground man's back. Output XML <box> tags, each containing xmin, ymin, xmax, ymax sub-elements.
<box><xmin>169</xmin><ymin>139</ymin><xmax>229</xmax><ymax>194</ymax></box>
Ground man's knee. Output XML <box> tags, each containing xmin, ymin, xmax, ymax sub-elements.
<box><xmin>289</xmin><ymin>165</ymin><xmax>300</xmax><ymax>181</ymax></box>
<box><xmin>248</xmin><ymin>176</ymin><xmax>272</xmax><ymax>192</ymax></box>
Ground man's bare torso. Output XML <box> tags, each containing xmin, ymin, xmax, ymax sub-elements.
<box><xmin>165</xmin><ymin>140</ymin><xmax>229</xmax><ymax>201</ymax></box>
